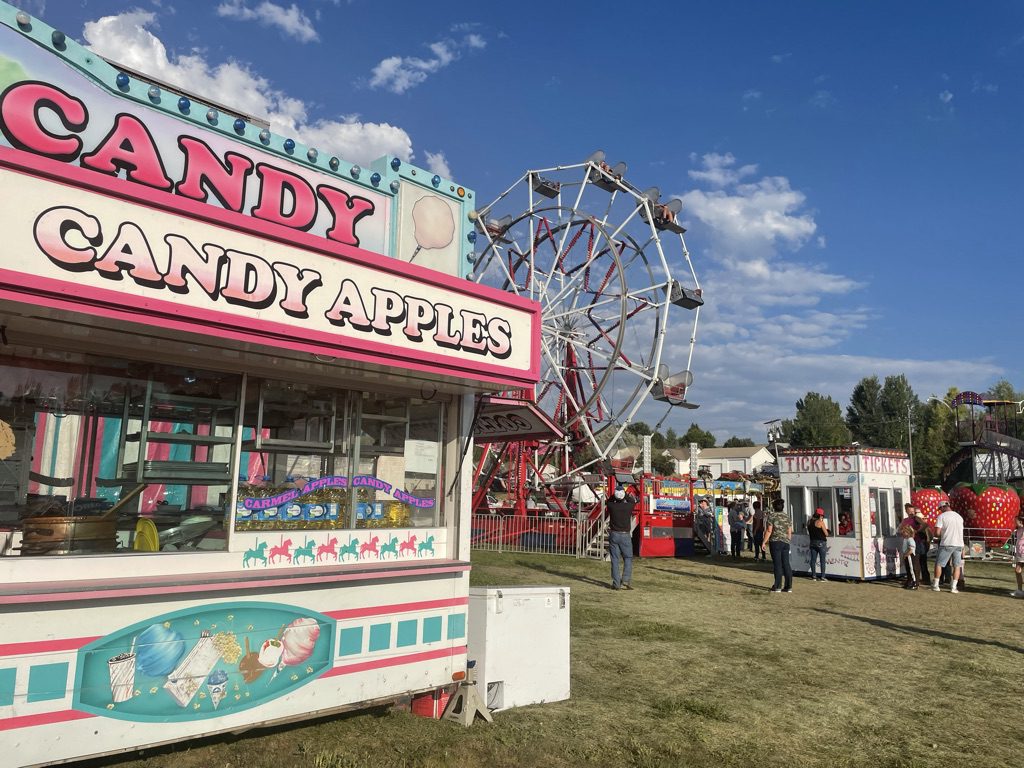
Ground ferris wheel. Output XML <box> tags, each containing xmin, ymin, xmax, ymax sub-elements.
<box><xmin>470</xmin><ymin>151</ymin><xmax>703</xmax><ymax>493</ymax></box>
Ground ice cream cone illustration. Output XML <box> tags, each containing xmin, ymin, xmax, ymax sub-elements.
<box><xmin>206</xmin><ymin>669</ymin><xmax>228</xmax><ymax>710</ymax></box>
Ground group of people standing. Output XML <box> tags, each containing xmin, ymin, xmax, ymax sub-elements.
<box><xmin>896</xmin><ymin>500</ymin><xmax>990</xmax><ymax>593</ymax></box>
<box><xmin>608</xmin><ymin>486</ymin><xmax>1024</xmax><ymax>597</ymax></box>
<box><xmin>726</xmin><ymin>497</ymin><xmax>767</xmax><ymax>560</ymax></box>
<box><xmin>722</xmin><ymin>496</ymin><xmax>797</xmax><ymax>591</ymax></box>
<box><xmin>719</xmin><ymin>496</ymin><xmax>802</xmax><ymax>591</ymax></box>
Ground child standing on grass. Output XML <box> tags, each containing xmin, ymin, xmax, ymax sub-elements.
<box><xmin>898</xmin><ymin>523</ymin><xmax>919</xmax><ymax>590</ymax></box>
<box><xmin>1011</xmin><ymin>515</ymin><xmax>1024</xmax><ymax>598</ymax></box>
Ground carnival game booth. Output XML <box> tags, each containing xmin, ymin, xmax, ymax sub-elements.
<box><xmin>635</xmin><ymin>476</ymin><xmax>693</xmax><ymax>557</ymax></box>
<box><xmin>778</xmin><ymin>446</ymin><xmax>910</xmax><ymax>581</ymax></box>
<box><xmin>0</xmin><ymin>5</ymin><xmax>540</xmax><ymax>765</ymax></box>
<box><xmin>635</xmin><ymin>478</ymin><xmax>763</xmax><ymax>557</ymax></box>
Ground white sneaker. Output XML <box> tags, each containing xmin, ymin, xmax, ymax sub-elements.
<box><xmin>931</xmin><ymin>582</ymin><xmax>940</xmax><ymax>592</ymax></box>
<box><xmin>950</xmin><ymin>587</ymin><xmax>959</xmax><ymax>594</ymax></box>
<box><xmin>1011</xmin><ymin>590</ymin><xmax>1024</xmax><ymax>598</ymax></box>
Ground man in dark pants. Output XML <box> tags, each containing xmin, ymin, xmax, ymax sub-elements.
<box><xmin>728</xmin><ymin>501</ymin><xmax>747</xmax><ymax>558</ymax></box>
<box><xmin>762</xmin><ymin>497</ymin><xmax>793</xmax><ymax>593</ymax></box>
<box><xmin>606</xmin><ymin>486</ymin><xmax>636</xmax><ymax>590</ymax></box>
<box><xmin>913</xmin><ymin>510</ymin><xmax>932</xmax><ymax>587</ymax></box>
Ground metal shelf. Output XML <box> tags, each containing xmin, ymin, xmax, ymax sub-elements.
<box><xmin>97</xmin><ymin>475</ymin><xmax>232</xmax><ymax>487</ymax></box>
<box><xmin>126</xmin><ymin>432</ymin><xmax>235</xmax><ymax>445</ymax></box>
<box><xmin>109</xmin><ymin>382</ymin><xmax>241</xmax><ymax>506</ymax></box>
<box><xmin>145</xmin><ymin>393</ymin><xmax>238</xmax><ymax>408</ymax></box>
<box><xmin>242</xmin><ymin>438</ymin><xmax>335</xmax><ymax>454</ymax></box>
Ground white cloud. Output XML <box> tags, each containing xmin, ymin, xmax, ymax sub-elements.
<box><xmin>369</xmin><ymin>34</ymin><xmax>486</xmax><ymax>94</ymax></box>
<box><xmin>8</xmin><ymin>0</ymin><xmax>47</xmax><ymax>15</ymax></box>
<box><xmin>810</xmin><ymin>89</ymin><xmax>836</xmax><ymax>108</ymax></box>
<box><xmin>771</xmin><ymin>53</ymin><xmax>791</xmax><ymax>64</ymax></box>
<box><xmin>681</xmin><ymin>176</ymin><xmax>817</xmax><ymax>257</ymax></box>
<box><xmin>645</xmin><ymin>337</ymin><xmax>1004</xmax><ymax>442</ymax></box>
<box><xmin>972</xmin><ymin>78</ymin><xmax>998</xmax><ymax>94</ymax></box>
<box><xmin>687</xmin><ymin>152</ymin><xmax>757</xmax><ymax>188</ymax></box>
<box><xmin>939</xmin><ymin>89</ymin><xmax>954</xmax><ymax>103</ymax></box>
<box><xmin>741</xmin><ymin>90</ymin><xmax>762</xmax><ymax>112</ymax></box>
<box><xmin>82</xmin><ymin>11</ymin><xmax>414</xmax><ymax>165</ymax></box>
<box><xmin>216</xmin><ymin>1</ymin><xmax>318</xmax><ymax>43</ymax></box>
<box><xmin>655</xmin><ymin>151</ymin><xmax>1009</xmax><ymax>440</ymax></box>
<box><xmin>424</xmin><ymin>150</ymin><xmax>451</xmax><ymax>178</ymax></box>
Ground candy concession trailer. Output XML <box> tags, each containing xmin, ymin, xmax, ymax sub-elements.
<box><xmin>0</xmin><ymin>4</ymin><xmax>540</xmax><ymax>764</ymax></box>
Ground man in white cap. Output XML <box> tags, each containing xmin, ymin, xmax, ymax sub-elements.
<box><xmin>606</xmin><ymin>485</ymin><xmax>637</xmax><ymax>590</ymax></box>
<box><xmin>932</xmin><ymin>500</ymin><xmax>964</xmax><ymax>593</ymax></box>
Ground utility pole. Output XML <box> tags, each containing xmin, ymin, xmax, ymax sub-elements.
<box><xmin>907</xmin><ymin>402</ymin><xmax>914</xmax><ymax>487</ymax></box>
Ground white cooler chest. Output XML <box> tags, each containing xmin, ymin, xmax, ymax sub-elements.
<box><xmin>467</xmin><ymin>586</ymin><xmax>571</xmax><ymax>711</ymax></box>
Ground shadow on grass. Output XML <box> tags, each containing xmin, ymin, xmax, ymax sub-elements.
<box><xmin>643</xmin><ymin>563</ymin><xmax>766</xmax><ymax>591</ymax></box>
<box><xmin>810</xmin><ymin>607</ymin><xmax>1024</xmax><ymax>655</ymax></box>
<box><xmin>513</xmin><ymin>558</ymin><xmax>613</xmax><ymax>588</ymax></box>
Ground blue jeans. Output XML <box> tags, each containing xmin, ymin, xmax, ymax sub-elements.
<box><xmin>730</xmin><ymin>527</ymin><xmax>745</xmax><ymax>557</ymax></box>
<box><xmin>769</xmin><ymin>540</ymin><xmax>792</xmax><ymax>590</ymax></box>
<box><xmin>609</xmin><ymin>530</ymin><xmax>633</xmax><ymax>587</ymax></box>
<box><xmin>809</xmin><ymin>540</ymin><xmax>827</xmax><ymax>579</ymax></box>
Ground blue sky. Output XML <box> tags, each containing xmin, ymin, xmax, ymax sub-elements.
<box><xmin>10</xmin><ymin>0</ymin><xmax>1024</xmax><ymax>442</ymax></box>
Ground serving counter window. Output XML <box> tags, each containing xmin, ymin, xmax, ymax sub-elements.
<box><xmin>787</xmin><ymin>486</ymin><xmax>805</xmax><ymax>530</ymax></box>
<box><xmin>0</xmin><ymin>352</ymin><xmax>239</xmax><ymax>557</ymax></box>
<box><xmin>836</xmin><ymin>486</ymin><xmax>855</xmax><ymax>536</ymax></box>
<box><xmin>235</xmin><ymin>380</ymin><xmax>445</xmax><ymax>533</ymax></box>
<box><xmin>868</xmin><ymin>489</ymin><xmax>892</xmax><ymax>536</ymax></box>
<box><xmin>869</xmin><ymin>487</ymin><xmax>896</xmax><ymax>537</ymax></box>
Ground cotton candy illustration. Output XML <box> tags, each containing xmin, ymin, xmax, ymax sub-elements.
<box><xmin>411</xmin><ymin>195</ymin><xmax>455</xmax><ymax>261</ymax></box>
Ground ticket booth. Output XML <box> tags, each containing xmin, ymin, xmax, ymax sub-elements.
<box><xmin>778</xmin><ymin>447</ymin><xmax>910</xmax><ymax>580</ymax></box>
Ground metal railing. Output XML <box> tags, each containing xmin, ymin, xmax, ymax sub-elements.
<box><xmin>470</xmin><ymin>514</ymin><xmax>582</xmax><ymax>558</ymax></box>
<box><xmin>962</xmin><ymin>527</ymin><xmax>1015</xmax><ymax>560</ymax></box>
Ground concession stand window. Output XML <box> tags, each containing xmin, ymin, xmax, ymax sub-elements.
<box><xmin>0</xmin><ymin>348</ymin><xmax>450</xmax><ymax>558</ymax></box>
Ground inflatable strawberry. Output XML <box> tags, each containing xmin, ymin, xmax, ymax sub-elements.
<box><xmin>948</xmin><ymin>484</ymin><xmax>978</xmax><ymax>518</ymax></box>
<box><xmin>911</xmin><ymin>488</ymin><xmax>948</xmax><ymax>526</ymax></box>
<box><xmin>973</xmin><ymin>485</ymin><xmax>1019</xmax><ymax>546</ymax></box>
<box><xmin>948</xmin><ymin>482</ymin><xmax>1018</xmax><ymax>547</ymax></box>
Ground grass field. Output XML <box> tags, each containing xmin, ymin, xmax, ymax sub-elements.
<box><xmin>91</xmin><ymin>552</ymin><xmax>1023</xmax><ymax>768</ymax></box>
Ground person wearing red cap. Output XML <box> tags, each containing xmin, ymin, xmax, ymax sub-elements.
<box><xmin>807</xmin><ymin>508</ymin><xmax>830</xmax><ymax>581</ymax></box>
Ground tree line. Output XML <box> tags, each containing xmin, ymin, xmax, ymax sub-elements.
<box><xmin>624</xmin><ymin>377</ymin><xmax>1022</xmax><ymax>486</ymax></box>
<box><xmin>778</xmin><ymin>376</ymin><xmax>1022</xmax><ymax>486</ymax></box>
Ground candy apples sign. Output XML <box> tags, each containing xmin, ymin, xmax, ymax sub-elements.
<box><xmin>0</xmin><ymin>158</ymin><xmax>537</xmax><ymax>385</ymax></box>
<box><xmin>949</xmin><ymin>483</ymin><xmax>1019</xmax><ymax>547</ymax></box>
<box><xmin>0</xmin><ymin>26</ymin><xmax>390</xmax><ymax>254</ymax></box>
